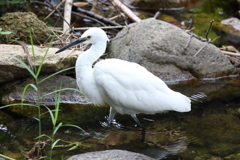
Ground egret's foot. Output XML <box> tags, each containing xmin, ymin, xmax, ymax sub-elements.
<box><xmin>131</xmin><ymin>114</ymin><xmax>143</xmax><ymax>127</ymax></box>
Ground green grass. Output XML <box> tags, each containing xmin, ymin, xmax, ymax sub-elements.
<box><xmin>0</xmin><ymin>30</ymin><xmax>84</xmax><ymax>160</ymax></box>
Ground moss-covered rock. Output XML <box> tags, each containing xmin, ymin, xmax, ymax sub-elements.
<box><xmin>0</xmin><ymin>12</ymin><xmax>51</xmax><ymax>44</ymax></box>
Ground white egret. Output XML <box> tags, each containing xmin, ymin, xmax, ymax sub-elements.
<box><xmin>56</xmin><ymin>28</ymin><xmax>191</xmax><ymax>127</ymax></box>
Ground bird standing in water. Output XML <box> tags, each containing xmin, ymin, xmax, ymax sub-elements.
<box><xmin>56</xmin><ymin>27</ymin><xmax>191</xmax><ymax>127</ymax></box>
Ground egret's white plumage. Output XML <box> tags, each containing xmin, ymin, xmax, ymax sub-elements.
<box><xmin>56</xmin><ymin>27</ymin><xmax>191</xmax><ymax>126</ymax></box>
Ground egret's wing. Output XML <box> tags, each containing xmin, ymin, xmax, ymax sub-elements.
<box><xmin>93</xmin><ymin>59</ymin><xmax>190</xmax><ymax>114</ymax></box>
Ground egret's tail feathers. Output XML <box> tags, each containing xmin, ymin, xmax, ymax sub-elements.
<box><xmin>171</xmin><ymin>92</ymin><xmax>191</xmax><ymax>112</ymax></box>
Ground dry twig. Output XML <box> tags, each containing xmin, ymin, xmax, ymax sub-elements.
<box><xmin>193</xmin><ymin>40</ymin><xmax>210</xmax><ymax>57</ymax></box>
<box><xmin>153</xmin><ymin>11</ymin><xmax>161</xmax><ymax>19</ymax></box>
<box><xmin>221</xmin><ymin>51</ymin><xmax>240</xmax><ymax>56</ymax></box>
<box><xmin>12</xmin><ymin>41</ymin><xmax>33</xmax><ymax>71</ymax></box>
<box><xmin>76</xmin><ymin>7</ymin><xmax>121</xmax><ymax>26</ymax></box>
<box><xmin>205</xmin><ymin>19</ymin><xmax>214</xmax><ymax>41</ymax></box>
<box><xmin>111</xmin><ymin>0</ymin><xmax>141</xmax><ymax>22</ymax></box>
<box><xmin>44</xmin><ymin>0</ymin><xmax>66</xmax><ymax>20</ymax></box>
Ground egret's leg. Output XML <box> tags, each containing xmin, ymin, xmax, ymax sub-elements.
<box><xmin>108</xmin><ymin>107</ymin><xmax>117</xmax><ymax>124</ymax></box>
<box><xmin>131</xmin><ymin>114</ymin><xmax>142</xmax><ymax>127</ymax></box>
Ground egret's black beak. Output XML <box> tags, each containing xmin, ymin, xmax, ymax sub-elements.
<box><xmin>55</xmin><ymin>38</ymin><xmax>87</xmax><ymax>54</ymax></box>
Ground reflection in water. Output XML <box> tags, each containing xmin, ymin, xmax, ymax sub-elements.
<box><xmin>141</xmin><ymin>140</ymin><xmax>187</xmax><ymax>159</ymax></box>
<box><xmin>190</xmin><ymin>92</ymin><xmax>208</xmax><ymax>103</ymax></box>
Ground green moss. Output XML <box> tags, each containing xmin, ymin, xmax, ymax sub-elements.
<box><xmin>159</xmin><ymin>14</ymin><xmax>177</xmax><ymax>23</ymax></box>
<box><xmin>0</xmin><ymin>12</ymin><xmax>51</xmax><ymax>44</ymax></box>
<box><xmin>209</xmin><ymin>143</ymin><xmax>240</xmax><ymax>156</ymax></box>
<box><xmin>185</xmin><ymin>114</ymin><xmax>240</xmax><ymax>156</ymax></box>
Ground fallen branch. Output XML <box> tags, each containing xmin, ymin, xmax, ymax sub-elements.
<box><xmin>44</xmin><ymin>0</ymin><xmax>66</xmax><ymax>20</ymax></box>
<box><xmin>193</xmin><ymin>40</ymin><xmax>210</xmax><ymax>57</ymax></box>
<box><xmin>72</xmin><ymin>26</ymin><xmax>125</xmax><ymax>30</ymax></box>
<box><xmin>227</xmin><ymin>56</ymin><xmax>240</xmax><ymax>64</ymax></box>
<box><xmin>37</xmin><ymin>1</ymin><xmax>111</xmax><ymax>29</ymax></box>
<box><xmin>111</xmin><ymin>0</ymin><xmax>141</xmax><ymax>22</ymax></box>
<box><xmin>221</xmin><ymin>50</ymin><xmax>240</xmax><ymax>56</ymax></box>
<box><xmin>72</xmin><ymin>10</ymin><xmax>107</xmax><ymax>26</ymax></box>
<box><xmin>76</xmin><ymin>7</ymin><xmax>122</xmax><ymax>26</ymax></box>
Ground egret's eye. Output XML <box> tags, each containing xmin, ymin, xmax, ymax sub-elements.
<box><xmin>86</xmin><ymin>36</ymin><xmax>91</xmax><ymax>40</ymax></box>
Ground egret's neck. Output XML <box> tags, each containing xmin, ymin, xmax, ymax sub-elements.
<box><xmin>75</xmin><ymin>41</ymin><xmax>107</xmax><ymax>105</ymax></box>
<box><xmin>76</xmin><ymin>42</ymin><xmax>107</xmax><ymax>68</ymax></box>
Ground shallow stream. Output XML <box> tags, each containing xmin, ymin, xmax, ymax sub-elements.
<box><xmin>1</xmin><ymin>75</ymin><xmax>240</xmax><ymax>159</ymax></box>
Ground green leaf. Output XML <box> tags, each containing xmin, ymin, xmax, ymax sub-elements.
<box><xmin>29</xmin><ymin>83</ymin><xmax>38</xmax><ymax>91</ymax></box>
<box><xmin>43</xmin><ymin>105</ymin><xmax>55</xmax><ymax>126</ymax></box>
<box><xmin>42</xmin><ymin>88</ymin><xmax>83</xmax><ymax>98</ymax></box>
<box><xmin>36</xmin><ymin>34</ymin><xmax>56</xmax><ymax>78</ymax></box>
<box><xmin>0</xmin><ymin>103</ymin><xmax>38</xmax><ymax>109</ymax></box>
<box><xmin>68</xmin><ymin>145</ymin><xmax>79</xmax><ymax>151</ymax></box>
<box><xmin>52</xmin><ymin>139</ymin><xmax>62</xmax><ymax>150</ymax></box>
<box><xmin>21</xmin><ymin>83</ymin><xmax>38</xmax><ymax>104</ymax></box>
<box><xmin>38</xmin><ymin>66</ymin><xmax>75</xmax><ymax>84</ymax></box>
<box><xmin>35</xmin><ymin>134</ymin><xmax>53</xmax><ymax>141</ymax></box>
<box><xmin>53</xmin><ymin>122</ymin><xmax>63</xmax><ymax>135</ymax></box>
<box><xmin>33</xmin><ymin>117</ymin><xmax>39</xmax><ymax>121</ymax></box>
<box><xmin>8</xmin><ymin>54</ymin><xmax>36</xmax><ymax>79</ymax></box>
<box><xmin>62</xmin><ymin>124</ymin><xmax>85</xmax><ymax>132</ymax></box>
<box><xmin>0</xmin><ymin>31</ymin><xmax>12</xmax><ymax>35</ymax></box>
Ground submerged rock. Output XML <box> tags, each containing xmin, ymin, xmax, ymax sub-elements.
<box><xmin>185</xmin><ymin>114</ymin><xmax>240</xmax><ymax>157</ymax></box>
<box><xmin>1</xmin><ymin>75</ymin><xmax>90</xmax><ymax>105</ymax></box>
<box><xmin>110</xmin><ymin>18</ymin><xmax>237</xmax><ymax>82</ymax></box>
<box><xmin>67</xmin><ymin>149</ymin><xmax>155</xmax><ymax>160</ymax></box>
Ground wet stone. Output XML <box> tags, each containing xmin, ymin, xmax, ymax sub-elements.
<box><xmin>1</xmin><ymin>75</ymin><xmax>91</xmax><ymax>106</ymax></box>
<box><xmin>67</xmin><ymin>149</ymin><xmax>155</xmax><ymax>160</ymax></box>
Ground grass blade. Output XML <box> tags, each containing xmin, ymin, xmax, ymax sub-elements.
<box><xmin>43</xmin><ymin>105</ymin><xmax>55</xmax><ymax>126</ymax></box>
<box><xmin>8</xmin><ymin>54</ymin><xmax>36</xmax><ymax>79</ymax></box>
<box><xmin>54</xmin><ymin>88</ymin><xmax>61</xmax><ymax>126</ymax></box>
<box><xmin>38</xmin><ymin>66</ymin><xmax>75</xmax><ymax>84</ymax></box>
<box><xmin>62</xmin><ymin>124</ymin><xmax>85</xmax><ymax>132</ymax></box>
<box><xmin>42</xmin><ymin>88</ymin><xmax>83</xmax><ymax>98</ymax></box>
<box><xmin>53</xmin><ymin>122</ymin><xmax>63</xmax><ymax>135</ymax></box>
<box><xmin>21</xmin><ymin>83</ymin><xmax>38</xmax><ymax>104</ymax></box>
<box><xmin>52</xmin><ymin>139</ymin><xmax>62</xmax><ymax>150</ymax></box>
<box><xmin>36</xmin><ymin>34</ymin><xmax>56</xmax><ymax>78</ymax></box>
<box><xmin>35</xmin><ymin>134</ymin><xmax>53</xmax><ymax>141</ymax></box>
<box><xmin>0</xmin><ymin>103</ymin><xmax>38</xmax><ymax>109</ymax></box>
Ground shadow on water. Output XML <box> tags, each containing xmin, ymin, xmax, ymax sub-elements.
<box><xmin>1</xmin><ymin>75</ymin><xmax>240</xmax><ymax>159</ymax></box>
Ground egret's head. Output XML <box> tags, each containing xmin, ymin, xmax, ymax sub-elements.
<box><xmin>81</xmin><ymin>27</ymin><xmax>109</xmax><ymax>45</ymax></box>
<box><xmin>55</xmin><ymin>27</ymin><xmax>109</xmax><ymax>54</ymax></box>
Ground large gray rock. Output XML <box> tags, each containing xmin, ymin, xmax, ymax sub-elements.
<box><xmin>1</xmin><ymin>75</ymin><xmax>90</xmax><ymax>105</ymax></box>
<box><xmin>0</xmin><ymin>44</ymin><xmax>80</xmax><ymax>85</ymax></box>
<box><xmin>110</xmin><ymin>18</ymin><xmax>237</xmax><ymax>82</ymax></box>
<box><xmin>67</xmin><ymin>149</ymin><xmax>155</xmax><ymax>160</ymax></box>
